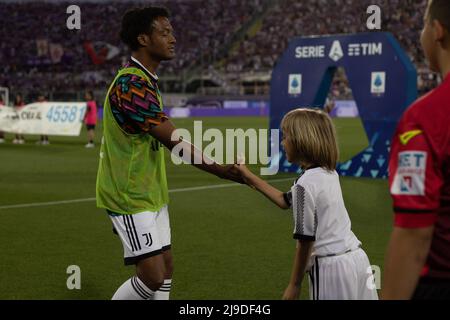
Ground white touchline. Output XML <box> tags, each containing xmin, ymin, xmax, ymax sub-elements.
<box><xmin>0</xmin><ymin>178</ymin><xmax>294</xmax><ymax>210</ymax></box>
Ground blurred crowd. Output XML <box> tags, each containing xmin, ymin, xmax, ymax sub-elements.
<box><xmin>0</xmin><ymin>0</ymin><xmax>439</xmax><ymax>98</ymax></box>
<box><xmin>0</xmin><ymin>0</ymin><xmax>258</xmax><ymax>94</ymax></box>
<box><xmin>226</xmin><ymin>0</ymin><xmax>438</xmax><ymax>96</ymax></box>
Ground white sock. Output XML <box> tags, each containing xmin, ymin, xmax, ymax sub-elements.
<box><xmin>111</xmin><ymin>276</ymin><xmax>155</xmax><ymax>300</ymax></box>
<box><xmin>153</xmin><ymin>279</ymin><xmax>172</xmax><ymax>300</ymax></box>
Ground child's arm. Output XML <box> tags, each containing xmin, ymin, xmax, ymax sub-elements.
<box><xmin>283</xmin><ymin>240</ymin><xmax>314</xmax><ymax>300</ymax></box>
<box><xmin>234</xmin><ymin>164</ymin><xmax>290</xmax><ymax>209</ymax></box>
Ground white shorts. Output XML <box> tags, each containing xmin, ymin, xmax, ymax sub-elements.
<box><xmin>308</xmin><ymin>248</ymin><xmax>379</xmax><ymax>300</ymax></box>
<box><xmin>108</xmin><ymin>206</ymin><xmax>171</xmax><ymax>265</ymax></box>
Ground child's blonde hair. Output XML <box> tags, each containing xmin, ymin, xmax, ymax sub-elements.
<box><xmin>281</xmin><ymin>108</ymin><xmax>339</xmax><ymax>171</ymax></box>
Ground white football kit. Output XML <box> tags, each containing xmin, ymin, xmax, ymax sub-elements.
<box><xmin>284</xmin><ymin>167</ymin><xmax>378</xmax><ymax>300</ymax></box>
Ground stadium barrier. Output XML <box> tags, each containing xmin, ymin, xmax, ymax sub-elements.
<box><xmin>0</xmin><ymin>102</ymin><xmax>87</xmax><ymax>136</ymax></box>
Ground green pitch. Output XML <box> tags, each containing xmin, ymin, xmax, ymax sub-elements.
<box><xmin>0</xmin><ymin>117</ymin><xmax>392</xmax><ymax>299</ymax></box>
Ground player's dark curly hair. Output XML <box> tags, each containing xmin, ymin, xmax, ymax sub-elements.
<box><xmin>120</xmin><ymin>6</ymin><xmax>170</xmax><ymax>51</ymax></box>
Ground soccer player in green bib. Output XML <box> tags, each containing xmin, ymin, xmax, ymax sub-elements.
<box><xmin>96</xmin><ymin>6</ymin><xmax>243</xmax><ymax>300</ymax></box>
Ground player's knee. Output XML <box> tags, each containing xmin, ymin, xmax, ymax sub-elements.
<box><xmin>164</xmin><ymin>257</ymin><xmax>174</xmax><ymax>277</ymax></box>
<box><xmin>136</xmin><ymin>265</ymin><xmax>165</xmax><ymax>291</ymax></box>
<box><xmin>151</xmin><ymin>276</ymin><xmax>165</xmax><ymax>291</ymax></box>
<box><xmin>137</xmin><ymin>270</ymin><xmax>165</xmax><ymax>291</ymax></box>
<box><xmin>165</xmin><ymin>262</ymin><xmax>173</xmax><ymax>278</ymax></box>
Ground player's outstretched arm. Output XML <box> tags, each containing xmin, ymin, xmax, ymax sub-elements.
<box><xmin>149</xmin><ymin>120</ymin><xmax>244</xmax><ymax>184</ymax></box>
<box><xmin>234</xmin><ymin>163</ymin><xmax>289</xmax><ymax>209</ymax></box>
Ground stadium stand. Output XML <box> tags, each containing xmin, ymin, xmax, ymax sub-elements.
<box><xmin>0</xmin><ymin>0</ymin><xmax>438</xmax><ymax>100</ymax></box>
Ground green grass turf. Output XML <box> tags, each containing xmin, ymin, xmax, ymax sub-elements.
<box><xmin>0</xmin><ymin>117</ymin><xmax>392</xmax><ymax>299</ymax></box>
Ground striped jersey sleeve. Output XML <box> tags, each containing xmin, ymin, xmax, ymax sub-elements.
<box><xmin>108</xmin><ymin>73</ymin><xmax>168</xmax><ymax>135</ymax></box>
<box><xmin>283</xmin><ymin>190</ymin><xmax>293</xmax><ymax>208</ymax></box>
<box><xmin>291</xmin><ymin>183</ymin><xmax>317</xmax><ymax>241</ymax></box>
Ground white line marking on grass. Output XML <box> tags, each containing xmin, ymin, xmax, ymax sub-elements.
<box><xmin>0</xmin><ymin>178</ymin><xmax>294</xmax><ymax>210</ymax></box>
<box><xmin>0</xmin><ymin>198</ymin><xmax>97</xmax><ymax>210</ymax></box>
